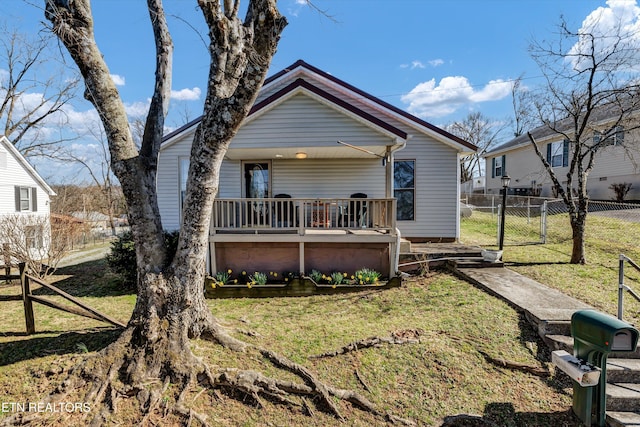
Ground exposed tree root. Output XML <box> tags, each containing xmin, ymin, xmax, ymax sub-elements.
<box><xmin>1</xmin><ymin>321</ymin><xmax>418</xmax><ymax>426</ymax></box>
<box><xmin>309</xmin><ymin>328</ymin><xmax>424</xmax><ymax>359</ymax></box>
<box><xmin>477</xmin><ymin>350</ymin><xmax>550</xmax><ymax>378</ymax></box>
<box><xmin>446</xmin><ymin>332</ymin><xmax>550</xmax><ymax>378</ymax></box>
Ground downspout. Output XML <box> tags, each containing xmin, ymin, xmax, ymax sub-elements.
<box><xmin>456</xmin><ymin>151</ymin><xmax>462</xmax><ymax>242</ymax></box>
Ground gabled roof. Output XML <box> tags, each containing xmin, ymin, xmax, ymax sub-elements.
<box><xmin>0</xmin><ymin>136</ymin><xmax>56</xmax><ymax>196</ymax></box>
<box><xmin>162</xmin><ymin>60</ymin><xmax>476</xmax><ymax>152</ymax></box>
<box><xmin>248</xmin><ymin>78</ymin><xmax>408</xmax><ymax>140</ymax></box>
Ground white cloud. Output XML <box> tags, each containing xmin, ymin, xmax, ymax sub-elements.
<box><xmin>569</xmin><ymin>0</ymin><xmax>640</xmax><ymax>70</ymax></box>
<box><xmin>171</xmin><ymin>87</ymin><xmax>202</xmax><ymax>101</ymax></box>
<box><xmin>401</xmin><ymin>76</ymin><xmax>513</xmax><ymax>118</ymax></box>
<box><xmin>401</xmin><ymin>59</ymin><xmax>445</xmax><ymax>71</ymax></box>
<box><xmin>125</xmin><ymin>100</ymin><xmax>151</xmax><ymax>118</ymax></box>
<box><xmin>111</xmin><ymin>74</ymin><xmax>126</xmax><ymax>86</ymax></box>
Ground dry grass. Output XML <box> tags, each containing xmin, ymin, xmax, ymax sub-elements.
<box><xmin>0</xmin><ymin>255</ymin><xmax>580</xmax><ymax>426</ymax></box>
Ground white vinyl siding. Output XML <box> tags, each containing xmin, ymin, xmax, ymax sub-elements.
<box><xmin>234</xmin><ymin>94</ymin><xmax>392</xmax><ymax>150</ymax></box>
<box><xmin>395</xmin><ymin>135</ymin><xmax>459</xmax><ymax>239</ymax></box>
<box><xmin>157</xmin><ymin>134</ymin><xmax>192</xmax><ymax>230</ymax></box>
<box><xmin>0</xmin><ymin>143</ymin><xmax>51</xmax><ymax>217</ymax></box>
<box><xmin>271</xmin><ymin>158</ymin><xmax>384</xmax><ymax>198</ymax></box>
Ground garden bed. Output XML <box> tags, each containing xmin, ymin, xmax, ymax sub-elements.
<box><xmin>204</xmin><ymin>277</ymin><xmax>402</xmax><ymax>298</ymax></box>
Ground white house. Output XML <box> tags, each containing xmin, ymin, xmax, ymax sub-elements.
<box><xmin>157</xmin><ymin>60</ymin><xmax>476</xmax><ymax>278</ymax></box>
<box><xmin>0</xmin><ymin>136</ymin><xmax>56</xmax><ymax>262</ymax></box>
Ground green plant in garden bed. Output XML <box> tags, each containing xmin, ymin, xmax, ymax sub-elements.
<box><xmin>209</xmin><ymin>269</ymin><xmax>298</xmax><ymax>289</ymax></box>
<box><xmin>249</xmin><ymin>271</ymin><xmax>268</xmax><ymax>287</ymax></box>
<box><xmin>354</xmin><ymin>267</ymin><xmax>381</xmax><ymax>285</ymax></box>
<box><xmin>307</xmin><ymin>268</ymin><xmax>383</xmax><ymax>286</ymax></box>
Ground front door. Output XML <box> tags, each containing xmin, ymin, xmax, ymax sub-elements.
<box><xmin>242</xmin><ymin>161</ymin><xmax>270</xmax><ymax>226</ymax></box>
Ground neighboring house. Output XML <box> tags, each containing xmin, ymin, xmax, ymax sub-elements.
<box><xmin>72</xmin><ymin>211</ymin><xmax>112</xmax><ymax>232</ymax></box>
<box><xmin>0</xmin><ymin>136</ymin><xmax>56</xmax><ymax>261</ymax></box>
<box><xmin>461</xmin><ymin>176</ymin><xmax>485</xmax><ymax>195</ymax></box>
<box><xmin>157</xmin><ymin>60</ymin><xmax>476</xmax><ymax>277</ymax></box>
<box><xmin>484</xmin><ymin>118</ymin><xmax>640</xmax><ymax>200</ymax></box>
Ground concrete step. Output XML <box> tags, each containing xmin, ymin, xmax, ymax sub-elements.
<box><xmin>609</xmin><ymin>359</ymin><xmax>640</xmax><ymax>383</ymax></box>
<box><xmin>452</xmin><ymin>259</ymin><xmax>504</xmax><ymax>268</ymax></box>
<box><xmin>608</xmin><ymin>383</ymin><xmax>640</xmax><ymax>412</ymax></box>
<box><xmin>544</xmin><ymin>334</ymin><xmax>573</xmax><ymax>352</ymax></box>
<box><xmin>607</xmin><ymin>411</ymin><xmax>640</xmax><ymax>427</ymax></box>
<box><xmin>399</xmin><ymin>238</ymin><xmax>411</xmax><ymax>253</ymax></box>
<box><xmin>534</xmin><ymin>320</ymin><xmax>572</xmax><ymax>337</ymax></box>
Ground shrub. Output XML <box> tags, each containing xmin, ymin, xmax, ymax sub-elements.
<box><xmin>107</xmin><ymin>230</ymin><xmax>179</xmax><ymax>291</ymax></box>
<box><xmin>609</xmin><ymin>182</ymin><xmax>633</xmax><ymax>202</ymax></box>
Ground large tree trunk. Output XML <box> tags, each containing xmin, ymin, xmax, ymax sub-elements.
<box><xmin>31</xmin><ymin>2</ymin><xmax>407</xmax><ymax>425</ymax></box>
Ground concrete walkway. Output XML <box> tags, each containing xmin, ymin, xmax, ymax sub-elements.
<box><xmin>453</xmin><ymin>266</ymin><xmax>593</xmax><ymax>337</ymax></box>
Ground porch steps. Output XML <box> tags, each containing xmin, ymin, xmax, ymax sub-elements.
<box><xmin>545</xmin><ymin>334</ymin><xmax>640</xmax><ymax>427</ymax></box>
<box><xmin>398</xmin><ymin>243</ymin><xmax>484</xmax><ymax>272</ymax></box>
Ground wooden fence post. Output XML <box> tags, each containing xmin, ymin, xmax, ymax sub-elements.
<box><xmin>19</xmin><ymin>262</ymin><xmax>35</xmax><ymax>334</ymax></box>
<box><xmin>2</xmin><ymin>243</ymin><xmax>9</xmax><ymax>278</ymax></box>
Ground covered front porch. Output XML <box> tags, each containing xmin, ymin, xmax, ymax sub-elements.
<box><xmin>208</xmin><ymin>197</ymin><xmax>400</xmax><ymax>278</ymax></box>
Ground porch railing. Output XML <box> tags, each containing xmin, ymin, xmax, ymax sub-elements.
<box><xmin>211</xmin><ymin>197</ymin><xmax>396</xmax><ymax>234</ymax></box>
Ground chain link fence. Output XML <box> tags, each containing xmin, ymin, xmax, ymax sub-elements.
<box><xmin>460</xmin><ymin>195</ymin><xmax>640</xmax><ymax>247</ymax></box>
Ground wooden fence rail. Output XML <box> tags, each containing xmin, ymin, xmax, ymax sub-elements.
<box><xmin>0</xmin><ymin>263</ymin><xmax>126</xmax><ymax>334</ymax></box>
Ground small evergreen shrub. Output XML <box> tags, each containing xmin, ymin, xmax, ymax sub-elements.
<box><xmin>107</xmin><ymin>230</ymin><xmax>180</xmax><ymax>291</ymax></box>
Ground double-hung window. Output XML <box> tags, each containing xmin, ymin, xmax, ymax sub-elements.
<box><xmin>25</xmin><ymin>225</ymin><xmax>44</xmax><ymax>249</ymax></box>
<box><xmin>394</xmin><ymin>160</ymin><xmax>415</xmax><ymax>221</ymax></box>
<box><xmin>546</xmin><ymin>140</ymin><xmax>569</xmax><ymax>167</ymax></box>
<box><xmin>14</xmin><ymin>186</ymin><xmax>37</xmax><ymax>212</ymax></box>
<box><xmin>493</xmin><ymin>156</ymin><xmax>504</xmax><ymax>177</ymax></box>
<box><xmin>593</xmin><ymin>126</ymin><xmax>624</xmax><ymax>146</ymax></box>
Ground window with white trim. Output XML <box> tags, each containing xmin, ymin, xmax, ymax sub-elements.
<box><xmin>14</xmin><ymin>186</ymin><xmax>37</xmax><ymax>212</ymax></box>
<box><xmin>493</xmin><ymin>156</ymin><xmax>503</xmax><ymax>177</ymax></box>
<box><xmin>25</xmin><ymin>225</ymin><xmax>44</xmax><ymax>249</ymax></box>
<box><xmin>547</xmin><ymin>140</ymin><xmax>569</xmax><ymax>167</ymax></box>
<box><xmin>179</xmin><ymin>157</ymin><xmax>189</xmax><ymax>209</ymax></box>
<box><xmin>394</xmin><ymin>160</ymin><xmax>415</xmax><ymax>221</ymax></box>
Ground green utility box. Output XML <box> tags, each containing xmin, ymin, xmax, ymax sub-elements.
<box><xmin>571</xmin><ymin>309</ymin><xmax>639</xmax><ymax>427</ymax></box>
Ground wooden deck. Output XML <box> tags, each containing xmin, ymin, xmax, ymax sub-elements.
<box><xmin>209</xmin><ymin>198</ymin><xmax>400</xmax><ymax>278</ymax></box>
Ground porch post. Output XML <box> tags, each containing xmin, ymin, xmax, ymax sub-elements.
<box><xmin>209</xmin><ymin>241</ymin><xmax>217</xmax><ymax>275</ymax></box>
<box><xmin>299</xmin><ymin>242</ymin><xmax>305</xmax><ymax>276</ymax></box>
<box><xmin>385</xmin><ymin>146</ymin><xmax>392</xmax><ymax>198</ymax></box>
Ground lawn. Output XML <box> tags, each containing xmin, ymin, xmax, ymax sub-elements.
<box><xmin>0</xmin><ymin>252</ymin><xmax>580</xmax><ymax>426</ymax></box>
<box><xmin>462</xmin><ymin>209</ymin><xmax>640</xmax><ymax>327</ymax></box>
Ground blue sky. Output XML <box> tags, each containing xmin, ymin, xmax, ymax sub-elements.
<box><xmin>0</xmin><ymin>0</ymin><xmax>633</xmax><ymax>182</ymax></box>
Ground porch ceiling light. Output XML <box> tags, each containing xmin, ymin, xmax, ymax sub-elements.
<box><xmin>295</xmin><ymin>152</ymin><xmax>307</xmax><ymax>159</ymax></box>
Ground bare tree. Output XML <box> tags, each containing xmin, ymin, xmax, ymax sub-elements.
<box><xmin>446</xmin><ymin>111</ymin><xmax>506</xmax><ymax>183</ymax></box>
<box><xmin>62</xmin><ymin>122</ymin><xmax>125</xmax><ymax>235</ymax></box>
<box><xmin>0</xmin><ymin>213</ymin><xmax>79</xmax><ymax>277</ymax></box>
<box><xmin>25</xmin><ymin>1</ymin><xmax>390</xmax><ymax>424</ymax></box>
<box><xmin>527</xmin><ymin>16</ymin><xmax>640</xmax><ymax>264</ymax></box>
<box><xmin>510</xmin><ymin>75</ymin><xmax>537</xmax><ymax>138</ymax></box>
<box><xmin>0</xmin><ymin>22</ymin><xmax>79</xmax><ymax>157</ymax></box>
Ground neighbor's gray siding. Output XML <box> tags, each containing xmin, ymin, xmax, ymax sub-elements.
<box><xmin>485</xmin><ymin>128</ymin><xmax>640</xmax><ymax>200</ymax></box>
